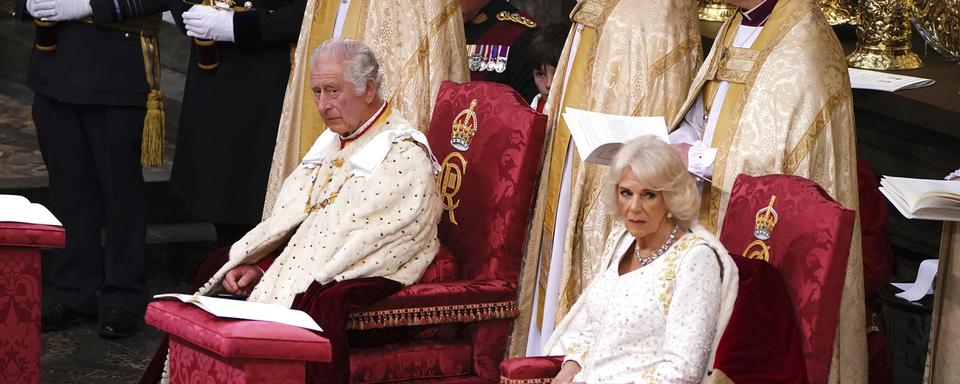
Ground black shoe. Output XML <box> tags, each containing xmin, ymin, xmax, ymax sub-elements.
<box><xmin>99</xmin><ymin>308</ymin><xmax>141</xmax><ymax>339</ymax></box>
<box><xmin>41</xmin><ymin>303</ymin><xmax>90</xmax><ymax>331</ymax></box>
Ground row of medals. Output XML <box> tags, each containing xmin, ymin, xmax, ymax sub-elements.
<box><xmin>468</xmin><ymin>44</ymin><xmax>509</xmax><ymax>73</ymax></box>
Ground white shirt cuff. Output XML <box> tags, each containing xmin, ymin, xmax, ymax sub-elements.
<box><xmin>687</xmin><ymin>141</ymin><xmax>717</xmax><ymax>179</ymax></box>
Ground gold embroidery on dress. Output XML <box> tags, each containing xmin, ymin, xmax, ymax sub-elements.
<box><xmin>639</xmin><ymin>366</ymin><xmax>662</xmax><ymax>383</ymax></box>
<box><xmin>717</xmin><ymin>47</ymin><xmax>760</xmax><ymax>84</ymax></box>
<box><xmin>743</xmin><ymin>195</ymin><xmax>778</xmax><ymax>261</ymax></box>
<box><xmin>656</xmin><ymin>235</ymin><xmax>698</xmax><ymax>315</ymax></box>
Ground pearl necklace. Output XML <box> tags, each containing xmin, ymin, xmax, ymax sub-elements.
<box><xmin>635</xmin><ymin>223</ymin><xmax>680</xmax><ymax>267</ymax></box>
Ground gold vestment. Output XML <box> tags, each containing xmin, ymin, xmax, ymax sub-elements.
<box><xmin>668</xmin><ymin>0</ymin><xmax>867</xmax><ymax>381</ymax></box>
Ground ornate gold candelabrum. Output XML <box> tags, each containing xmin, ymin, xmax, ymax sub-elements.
<box><xmin>847</xmin><ymin>0</ymin><xmax>923</xmax><ymax>70</ymax></box>
<box><xmin>912</xmin><ymin>0</ymin><xmax>960</xmax><ymax>62</ymax></box>
<box><xmin>698</xmin><ymin>0</ymin><xmax>737</xmax><ymax>22</ymax></box>
<box><xmin>820</xmin><ymin>0</ymin><xmax>859</xmax><ymax>25</ymax></box>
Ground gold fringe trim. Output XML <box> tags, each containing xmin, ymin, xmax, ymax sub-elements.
<box><xmin>499</xmin><ymin>377</ymin><xmax>552</xmax><ymax>384</ymax></box>
<box><xmin>347</xmin><ymin>300</ymin><xmax>519</xmax><ymax>330</ymax></box>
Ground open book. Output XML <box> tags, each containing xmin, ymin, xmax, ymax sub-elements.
<box><xmin>562</xmin><ymin>107</ymin><xmax>668</xmax><ymax>165</ymax></box>
<box><xmin>0</xmin><ymin>195</ymin><xmax>62</xmax><ymax>226</ymax></box>
<box><xmin>848</xmin><ymin>68</ymin><xmax>935</xmax><ymax>92</ymax></box>
<box><xmin>154</xmin><ymin>293</ymin><xmax>323</xmax><ymax>331</ymax></box>
<box><xmin>879</xmin><ymin>176</ymin><xmax>960</xmax><ymax>221</ymax></box>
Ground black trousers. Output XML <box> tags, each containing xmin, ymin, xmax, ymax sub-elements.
<box><xmin>32</xmin><ymin>94</ymin><xmax>149</xmax><ymax>316</ymax></box>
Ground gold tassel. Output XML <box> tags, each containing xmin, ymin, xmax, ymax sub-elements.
<box><xmin>141</xmin><ymin>89</ymin><xmax>165</xmax><ymax>166</ymax></box>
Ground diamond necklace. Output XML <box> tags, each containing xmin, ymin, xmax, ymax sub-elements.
<box><xmin>635</xmin><ymin>223</ymin><xmax>681</xmax><ymax>267</ymax></box>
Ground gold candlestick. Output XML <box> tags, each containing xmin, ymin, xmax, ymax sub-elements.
<box><xmin>847</xmin><ymin>0</ymin><xmax>923</xmax><ymax>70</ymax></box>
<box><xmin>698</xmin><ymin>0</ymin><xmax>737</xmax><ymax>22</ymax></box>
<box><xmin>820</xmin><ymin>0</ymin><xmax>859</xmax><ymax>25</ymax></box>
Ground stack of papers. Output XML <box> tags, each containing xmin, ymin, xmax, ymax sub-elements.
<box><xmin>849</xmin><ymin>68</ymin><xmax>935</xmax><ymax>92</ymax></box>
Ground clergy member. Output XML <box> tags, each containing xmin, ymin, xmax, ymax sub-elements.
<box><xmin>145</xmin><ymin>38</ymin><xmax>443</xmax><ymax>384</ymax></box>
<box><xmin>668</xmin><ymin>0</ymin><xmax>866</xmax><ymax>382</ymax></box>
<box><xmin>512</xmin><ymin>0</ymin><xmax>703</xmax><ymax>357</ymax></box>
<box><xmin>263</xmin><ymin>0</ymin><xmax>468</xmax><ymax>214</ymax></box>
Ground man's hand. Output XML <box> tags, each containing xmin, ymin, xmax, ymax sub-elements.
<box><xmin>28</xmin><ymin>0</ymin><xmax>92</xmax><ymax>21</ymax></box>
<box><xmin>222</xmin><ymin>265</ymin><xmax>263</xmax><ymax>296</ymax></box>
<box><xmin>183</xmin><ymin>5</ymin><xmax>235</xmax><ymax>42</ymax></box>
<box><xmin>551</xmin><ymin>361</ymin><xmax>582</xmax><ymax>384</ymax></box>
<box><xmin>673</xmin><ymin>143</ymin><xmax>692</xmax><ymax>167</ymax></box>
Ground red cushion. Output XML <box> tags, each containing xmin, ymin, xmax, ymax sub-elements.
<box><xmin>350</xmin><ymin>339</ymin><xmax>473</xmax><ymax>383</ymax></box>
<box><xmin>713</xmin><ymin>255</ymin><xmax>808</xmax><ymax>384</ymax></box>
<box><xmin>427</xmin><ymin>81</ymin><xmax>547</xmax><ymax>281</ymax></box>
<box><xmin>499</xmin><ymin>356</ymin><xmax>563</xmax><ymax>381</ymax></box>
<box><xmin>363</xmin><ymin>280</ymin><xmax>517</xmax><ymax>311</ymax></box>
<box><xmin>145</xmin><ymin>301</ymin><xmax>331</xmax><ymax>362</ymax></box>
<box><xmin>0</xmin><ymin>222</ymin><xmax>64</xmax><ymax>249</ymax></box>
<box><xmin>419</xmin><ymin>243</ymin><xmax>461</xmax><ymax>284</ymax></box>
<box><xmin>719</xmin><ymin>174</ymin><xmax>855</xmax><ymax>384</ymax></box>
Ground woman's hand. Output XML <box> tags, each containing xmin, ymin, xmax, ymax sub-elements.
<box><xmin>551</xmin><ymin>361</ymin><xmax>582</xmax><ymax>384</ymax></box>
<box><xmin>672</xmin><ymin>143</ymin><xmax>692</xmax><ymax>167</ymax></box>
<box><xmin>222</xmin><ymin>265</ymin><xmax>264</xmax><ymax>296</ymax></box>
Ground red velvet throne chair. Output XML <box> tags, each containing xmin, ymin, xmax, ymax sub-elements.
<box><xmin>344</xmin><ymin>80</ymin><xmax>547</xmax><ymax>383</ymax></box>
<box><xmin>499</xmin><ymin>174</ymin><xmax>856</xmax><ymax>384</ymax></box>
<box><xmin>0</xmin><ymin>222</ymin><xmax>65</xmax><ymax>384</ymax></box>
<box><xmin>149</xmin><ymin>80</ymin><xmax>546</xmax><ymax>384</ymax></box>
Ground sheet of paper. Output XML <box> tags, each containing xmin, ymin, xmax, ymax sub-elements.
<box><xmin>563</xmin><ymin>107</ymin><xmax>668</xmax><ymax>165</ymax></box>
<box><xmin>849</xmin><ymin>68</ymin><xmax>935</xmax><ymax>92</ymax></box>
<box><xmin>895</xmin><ymin>259</ymin><xmax>938</xmax><ymax>302</ymax></box>
<box><xmin>0</xmin><ymin>194</ymin><xmax>62</xmax><ymax>226</ymax></box>
<box><xmin>154</xmin><ymin>294</ymin><xmax>323</xmax><ymax>331</ymax></box>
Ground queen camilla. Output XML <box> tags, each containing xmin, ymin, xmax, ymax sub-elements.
<box><xmin>546</xmin><ymin>136</ymin><xmax>739</xmax><ymax>383</ymax></box>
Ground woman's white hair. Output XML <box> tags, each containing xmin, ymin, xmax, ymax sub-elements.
<box><xmin>605</xmin><ymin>135</ymin><xmax>700</xmax><ymax>227</ymax></box>
<box><xmin>311</xmin><ymin>38</ymin><xmax>385</xmax><ymax>99</ymax></box>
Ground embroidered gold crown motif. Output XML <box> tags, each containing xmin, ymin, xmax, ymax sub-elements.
<box><xmin>753</xmin><ymin>195</ymin><xmax>778</xmax><ymax>240</ymax></box>
<box><xmin>743</xmin><ymin>194</ymin><xmax>778</xmax><ymax>262</ymax></box>
<box><xmin>450</xmin><ymin>99</ymin><xmax>479</xmax><ymax>151</ymax></box>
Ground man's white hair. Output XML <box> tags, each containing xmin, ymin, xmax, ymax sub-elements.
<box><xmin>311</xmin><ymin>39</ymin><xmax>385</xmax><ymax>99</ymax></box>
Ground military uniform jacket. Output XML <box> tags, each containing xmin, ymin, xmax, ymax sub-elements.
<box><xmin>167</xmin><ymin>0</ymin><xmax>305</xmax><ymax>225</ymax></box>
<box><xmin>464</xmin><ymin>0</ymin><xmax>539</xmax><ymax>103</ymax></box>
<box><xmin>22</xmin><ymin>0</ymin><xmax>169</xmax><ymax>106</ymax></box>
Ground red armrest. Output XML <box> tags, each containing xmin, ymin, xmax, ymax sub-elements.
<box><xmin>146</xmin><ymin>301</ymin><xmax>331</xmax><ymax>362</ymax></box>
<box><xmin>0</xmin><ymin>222</ymin><xmax>65</xmax><ymax>249</ymax></box>
<box><xmin>499</xmin><ymin>356</ymin><xmax>564</xmax><ymax>383</ymax></box>
<box><xmin>347</xmin><ymin>280</ymin><xmax>519</xmax><ymax>330</ymax></box>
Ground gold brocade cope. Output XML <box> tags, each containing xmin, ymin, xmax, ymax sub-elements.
<box><xmin>847</xmin><ymin>0</ymin><xmax>923</xmax><ymax>70</ymax></box>
<box><xmin>666</xmin><ymin>0</ymin><xmax>867</xmax><ymax>381</ymax></box>
<box><xmin>508</xmin><ymin>0</ymin><xmax>702</xmax><ymax>358</ymax></box>
<box><xmin>263</xmin><ymin>0</ymin><xmax>469</xmax><ymax>216</ymax></box>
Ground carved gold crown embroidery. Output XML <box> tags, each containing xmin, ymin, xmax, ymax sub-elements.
<box><xmin>743</xmin><ymin>195</ymin><xmax>778</xmax><ymax>262</ymax></box>
<box><xmin>450</xmin><ymin>99</ymin><xmax>479</xmax><ymax>151</ymax></box>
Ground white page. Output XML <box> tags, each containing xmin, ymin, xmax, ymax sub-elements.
<box><xmin>849</xmin><ymin>68</ymin><xmax>935</xmax><ymax>92</ymax></box>
<box><xmin>154</xmin><ymin>294</ymin><xmax>323</xmax><ymax>332</ymax></box>
<box><xmin>0</xmin><ymin>194</ymin><xmax>62</xmax><ymax>226</ymax></box>
<box><xmin>563</xmin><ymin>107</ymin><xmax>667</xmax><ymax>165</ymax></box>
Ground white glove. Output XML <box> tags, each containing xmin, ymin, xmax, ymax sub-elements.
<box><xmin>29</xmin><ymin>0</ymin><xmax>92</xmax><ymax>21</ymax></box>
<box><xmin>183</xmin><ymin>5</ymin><xmax>235</xmax><ymax>42</ymax></box>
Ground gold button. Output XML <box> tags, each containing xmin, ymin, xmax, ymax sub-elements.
<box><xmin>123</xmin><ymin>32</ymin><xmax>130</xmax><ymax>38</ymax></box>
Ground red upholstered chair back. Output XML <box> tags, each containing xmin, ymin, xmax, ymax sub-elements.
<box><xmin>718</xmin><ymin>174</ymin><xmax>855</xmax><ymax>384</ymax></box>
<box><xmin>426</xmin><ymin>81</ymin><xmax>547</xmax><ymax>282</ymax></box>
